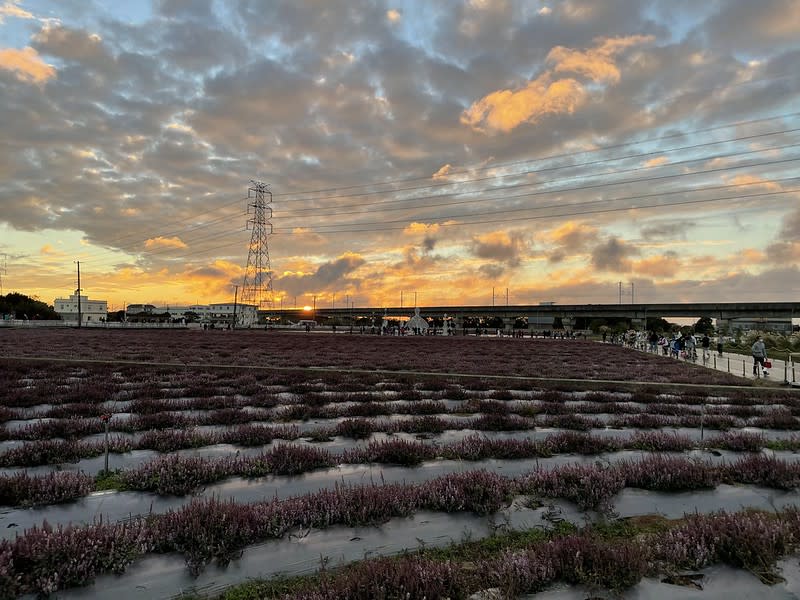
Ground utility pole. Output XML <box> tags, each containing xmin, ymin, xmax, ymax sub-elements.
<box><xmin>506</xmin><ymin>287</ymin><xmax>509</xmax><ymax>306</ymax></box>
<box><xmin>630</xmin><ymin>282</ymin><xmax>635</xmax><ymax>304</ymax></box>
<box><xmin>492</xmin><ymin>287</ymin><xmax>495</xmax><ymax>307</ymax></box>
<box><xmin>400</xmin><ymin>290</ymin><xmax>403</xmax><ymax>309</ymax></box>
<box><xmin>312</xmin><ymin>295</ymin><xmax>316</xmax><ymax>323</ymax></box>
<box><xmin>414</xmin><ymin>291</ymin><xmax>417</xmax><ymax>308</ymax></box>
<box><xmin>332</xmin><ymin>293</ymin><xmax>335</xmax><ymax>310</ymax></box>
<box><xmin>75</xmin><ymin>260</ymin><xmax>82</xmax><ymax>328</ymax></box>
<box><xmin>232</xmin><ymin>284</ymin><xmax>239</xmax><ymax>330</ymax></box>
<box><xmin>618</xmin><ymin>281</ymin><xmax>622</xmax><ymax>305</ymax></box>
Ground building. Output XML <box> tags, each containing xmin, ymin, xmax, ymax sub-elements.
<box><xmin>718</xmin><ymin>317</ymin><xmax>793</xmax><ymax>335</ymax></box>
<box><xmin>126</xmin><ymin>302</ymin><xmax>258</xmax><ymax>327</ymax></box>
<box><xmin>54</xmin><ymin>294</ymin><xmax>108</xmax><ymax>324</ymax></box>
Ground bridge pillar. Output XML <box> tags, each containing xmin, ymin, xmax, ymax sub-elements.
<box><xmin>503</xmin><ymin>317</ymin><xmax>515</xmax><ymax>335</ymax></box>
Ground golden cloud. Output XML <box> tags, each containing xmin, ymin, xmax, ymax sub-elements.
<box><xmin>462</xmin><ymin>35</ymin><xmax>652</xmax><ymax>133</ymax></box>
<box><xmin>386</xmin><ymin>8</ymin><xmax>401</xmax><ymax>22</ymax></box>
<box><xmin>432</xmin><ymin>164</ymin><xmax>452</xmax><ymax>180</ymax></box>
<box><xmin>643</xmin><ymin>156</ymin><xmax>669</xmax><ymax>168</ymax></box>
<box><xmin>403</xmin><ymin>222</ymin><xmax>441</xmax><ymax>235</ymax></box>
<box><xmin>144</xmin><ymin>236</ymin><xmax>187</xmax><ymax>250</ymax></box>
<box><xmin>39</xmin><ymin>244</ymin><xmax>63</xmax><ymax>256</ymax></box>
<box><xmin>548</xmin><ymin>35</ymin><xmax>653</xmax><ymax>84</ymax></box>
<box><xmin>0</xmin><ymin>46</ymin><xmax>55</xmax><ymax>84</ymax></box>
<box><xmin>546</xmin><ymin>221</ymin><xmax>598</xmax><ymax>244</ymax></box>
<box><xmin>727</xmin><ymin>174</ymin><xmax>781</xmax><ymax>191</ymax></box>
<box><xmin>461</xmin><ymin>74</ymin><xmax>586</xmax><ymax>133</ymax></box>
<box><xmin>632</xmin><ymin>255</ymin><xmax>680</xmax><ymax>278</ymax></box>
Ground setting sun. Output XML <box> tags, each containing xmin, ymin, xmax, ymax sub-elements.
<box><xmin>303</xmin><ymin>305</ymin><xmax>313</xmax><ymax>311</ymax></box>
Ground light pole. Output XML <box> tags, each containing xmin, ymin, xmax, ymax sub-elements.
<box><xmin>312</xmin><ymin>295</ymin><xmax>316</xmax><ymax>323</ymax></box>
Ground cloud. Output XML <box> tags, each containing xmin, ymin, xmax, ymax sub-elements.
<box><xmin>591</xmin><ymin>237</ymin><xmax>640</xmax><ymax>271</ymax></box>
<box><xmin>479</xmin><ymin>264</ymin><xmax>506</xmax><ymax>279</ymax></box>
<box><xmin>726</xmin><ymin>174</ymin><xmax>782</xmax><ymax>191</ymax></box>
<box><xmin>0</xmin><ymin>46</ymin><xmax>55</xmax><ymax>84</ymax></box>
<box><xmin>404</xmin><ymin>222</ymin><xmax>441</xmax><ymax>235</ymax></box>
<box><xmin>0</xmin><ymin>1</ymin><xmax>33</xmax><ymax>22</ymax></box>
<box><xmin>471</xmin><ymin>231</ymin><xmax>527</xmax><ymax>266</ymax></box>
<box><xmin>640</xmin><ymin>222</ymin><xmax>695</xmax><ymax>240</ymax></box>
<box><xmin>144</xmin><ymin>236</ymin><xmax>187</xmax><ymax>250</ymax></box>
<box><xmin>404</xmin><ymin>222</ymin><xmax>443</xmax><ymax>252</ymax></box>
<box><xmin>547</xmin><ymin>35</ymin><xmax>654</xmax><ymax>84</ymax></box>
<box><xmin>545</xmin><ymin>221</ymin><xmax>599</xmax><ymax>262</ymax></box>
<box><xmin>387</xmin><ymin>9</ymin><xmax>401</xmax><ymax>23</ymax></box>
<box><xmin>277</xmin><ymin>253</ymin><xmax>366</xmax><ymax>296</ymax></box>
<box><xmin>632</xmin><ymin>253</ymin><xmax>680</xmax><ymax>278</ymax></box>
<box><xmin>461</xmin><ymin>35</ymin><xmax>652</xmax><ymax>133</ymax></box>
<box><xmin>40</xmin><ymin>244</ymin><xmax>63</xmax><ymax>256</ymax></box>
<box><xmin>290</xmin><ymin>227</ymin><xmax>326</xmax><ymax>245</ymax></box>
<box><xmin>643</xmin><ymin>156</ymin><xmax>669</xmax><ymax>168</ymax></box>
<box><xmin>461</xmin><ymin>73</ymin><xmax>586</xmax><ymax>134</ymax></box>
<box><xmin>432</xmin><ymin>164</ymin><xmax>453</xmax><ymax>180</ymax></box>
<box><xmin>779</xmin><ymin>209</ymin><xmax>800</xmax><ymax>241</ymax></box>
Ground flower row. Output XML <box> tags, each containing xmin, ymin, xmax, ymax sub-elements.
<box><xmin>5</xmin><ymin>389</ymin><xmax>799</xmax><ymax>422</ymax></box>
<box><xmin>2</xmin><ymin>442</ymin><xmax>799</xmax><ymax>506</ymax></box>
<box><xmin>2</xmin><ymin>467</ymin><xmax>799</xmax><ymax>597</ymax></box>
<box><xmin>1</xmin><ymin>423</ymin><xmax>795</xmax><ymax>469</ymax></box>
<box><xmin>284</xmin><ymin>509</ymin><xmax>800</xmax><ymax>599</ymax></box>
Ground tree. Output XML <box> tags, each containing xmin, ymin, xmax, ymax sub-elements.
<box><xmin>0</xmin><ymin>293</ymin><xmax>60</xmax><ymax>320</ymax></box>
<box><xmin>693</xmin><ymin>316</ymin><xmax>714</xmax><ymax>334</ymax></box>
<box><xmin>645</xmin><ymin>317</ymin><xmax>673</xmax><ymax>333</ymax></box>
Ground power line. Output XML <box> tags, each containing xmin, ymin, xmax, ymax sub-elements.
<box><xmin>275</xmin><ymin>109</ymin><xmax>800</xmax><ymax>199</ymax></box>
<box><xmin>272</xmin><ymin>187</ymin><xmax>800</xmax><ymax>234</ymax></box>
<box><xmin>274</xmin><ymin>155</ymin><xmax>800</xmax><ymax>231</ymax></box>
<box><xmin>276</xmin><ymin>140</ymin><xmax>800</xmax><ymax>218</ymax></box>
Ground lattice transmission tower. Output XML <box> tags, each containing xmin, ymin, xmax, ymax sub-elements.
<box><xmin>241</xmin><ymin>181</ymin><xmax>274</xmax><ymax>309</ymax></box>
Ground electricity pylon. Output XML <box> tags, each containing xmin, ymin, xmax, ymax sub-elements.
<box><xmin>240</xmin><ymin>181</ymin><xmax>274</xmax><ymax>309</ymax></box>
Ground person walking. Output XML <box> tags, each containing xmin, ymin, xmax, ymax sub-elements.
<box><xmin>751</xmin><ymin>336</ymin><xmax>767</xmax><ymax>377</ymax></box>
<box><xmin>701</xmin><ymin>333</ymin><xmax>711</xmax><ymax>362</ymax></box>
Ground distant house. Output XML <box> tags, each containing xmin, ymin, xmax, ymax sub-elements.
<box><xmin>54</xmin><ymin>294</ymin><xmax>108</xmax><ymax>324</ymax></box>
<box><xmin>126</xmin><ymin>302</ymin><xmax>258</xmax><ymax>327</ymax></box>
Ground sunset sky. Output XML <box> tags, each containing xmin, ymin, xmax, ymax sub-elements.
<box><xmin>1</xmin><ymin>0</ymin><xmax>799</xmax><ymax>311</ymax></box>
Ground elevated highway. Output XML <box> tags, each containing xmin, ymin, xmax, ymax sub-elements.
<box><xmin>267</xmin><ymin>302</ymin><xmax>799</xmax><ymax>331</ymax></box>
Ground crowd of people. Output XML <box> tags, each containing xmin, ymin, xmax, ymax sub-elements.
<box><xmin>604</xmin><ymin>329</ymin><xmax>772</xmax><ymax>378</ymax></box>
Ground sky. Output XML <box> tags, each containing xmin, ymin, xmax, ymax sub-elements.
<box><xmin>0</xmin><ymin>0</ymin><xmax>799</xmax><ymax>311</ymax></box>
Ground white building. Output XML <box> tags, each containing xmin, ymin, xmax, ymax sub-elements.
<box><xmin>54</xmin><ymin>294</ymin><xmax>108</xmax><ymax>324</ymax></box>
<box><xmin>140</xmin><ymin>303</ymin><xmax>258</xmax><ymax>327</ymax></box>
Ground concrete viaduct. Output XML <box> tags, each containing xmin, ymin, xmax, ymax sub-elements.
<box><xmin>268</xmin><ymin>302</ymin><xmax>800</xmax><ymax>332</ymax></box>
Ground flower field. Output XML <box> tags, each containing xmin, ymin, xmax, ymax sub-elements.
<box><xmin>1</xmin><ymin>329</ymin><xmax>800</xmax><ymax>598</ymax></box>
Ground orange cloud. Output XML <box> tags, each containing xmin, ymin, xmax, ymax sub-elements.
<box><xmin>461</xmin><ymin>73</ymin><xmax>586</xmax><ymax>133</ymax></box>
<box><xmin>0</xmin><ymin>46</ymin><xmax>55</xmax><ymax>84</ymax></box>
<box><xmin>462</xmin><ymin>35</ymin><xmax>652</xmax><ymax>133</ymax></box>
<box><xmin>633</xmin><ymin>255</ymin><xmax>680</xmax><ymax>278</ymax></box>
<box><xmin>40</xmin><ymin>244</ymin><xmax>63</xmax><ymax>256</ymax></box>
<box><xmin>727</xmin><ymin>174</ymin><xmax>781</xmax><ymax>191</ymax></box>
<box><xmin>404</xmin><ymin>222</ymin><xmax>441</xmax><ymax>235</ymax></box>
<box><xmin>643</xmin><ymin>156</ymin><xmax>669</xmax><ymax>168</ymax></box>
<box><xmin>547</xmin><ymin>35</ymin><xmax>653</xmax><ymax>84</ymax></box>
<box><xmin>432</xmin><ymin>164</ymin><xmax>453</xmax><ymax>180</ymax></box>
<box><xmin>546</xmin><ymin>221</ymin><xmax>598</xmax><ymax>244</ymax></box>
<box><xmin>144</xmin><ymin>236</ymin><xmax>187</xmax><ymax>250</ymax></box>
